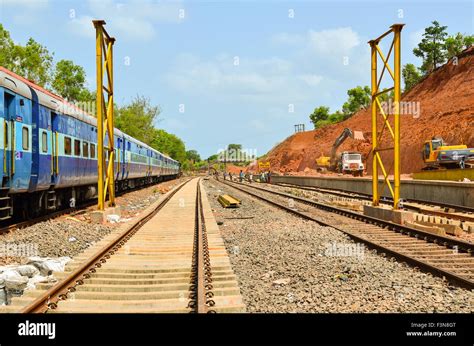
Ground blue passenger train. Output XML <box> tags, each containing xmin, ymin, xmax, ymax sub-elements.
<box><xmin>0</xmin><ymin>67</ymin><xmax>180</xmax><ymax>220</ymax></box>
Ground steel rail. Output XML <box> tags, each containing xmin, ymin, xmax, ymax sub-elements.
<box><xmin>275</xmin><ymin>181</ymin><xmax>474</xmax><ymax>214</ymax></box>
<box><xmin>275</xmin><ymin>182</ymin><xmax>474</xmax><ymax>223</ymax></box>
<box><xmin>195</xmin><ymin>179</ymin><xmax>207</xmax><ymax>313</ymax></box>
<box><xmin>221</xmin><ymin>180</ymin><xmax>474</xmax><ymax>289</ymax></box>
<box><xmin>188</xmin><ymin>179</ymin><xmax>215</xmax><ymax>313</ymax></box>
<box><xmin>234</xmin><ymin>182</ymin><xmax>473</xmax><ymax>252</ymax></box>
<box><xmin>21</xmin><ymin>178</ymin><xmax>192</xmax><ymax>313</ymax></box>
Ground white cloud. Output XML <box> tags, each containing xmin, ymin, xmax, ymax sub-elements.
<box><xmin>109</xmin><ymin>15</ymin><xmax>155</xmax><ymax>41</ymax></box>
<box><xmin>88</xmin><ymin>0</ymin><xmax>184</xmax><ymax>23</ymax></box>
<box><xmin>166</xmin><ymin>54</ymin><xmax>315</xmax><ymax>105</ymax></box>
<box><xmin>170</xmin><ymin>68</ymin><xmax>269</xmax><ymax>95</ymax></box>
<box><xmin>2</xmin><ymin>0</ymin><xmax>49</xmax><ymax>8</ymax></box>
<box><xmin>272</xmin><ymin>27</ymin><xmax>369</xmax><ymax>83</ymax></box>
<box><xmin>166</xmin><ymin>26</ymin><xmax>369</xmax><ymax>115</ymax></box>
<box><xmin>308</xmin><ymin>27</ymin><xmax>361</xmax><ymax>55</ymax></box>
<box><xmin>273</xmin><ymin>27</ymin><xmax>361</xmax><ymax>54</ymax></box>
<box><xmin>167</xmin><ymin>54</ymin><xmax>293</xmax><ymax>97</ymax></box>
<box><xmin>68</xmin><ymin>15</ymin><xmax>95</xmax><ymax>39</ymax></box>
<box><xmin>298</xmin><ymin>74</ymin><xmax>323</xmax><ymax>86</ymax></box>
<box><xmin>2</xmin><ymin>0</ymin><xmax>50</xmax><ymax>24</ymax></box>
<box><xmin>409</xmin><ymin>28</ymin><xmax>424</xmax><ymax>49</ymax></box>
<box><xmin>271</xmin><ymin>32</ymin><xmax>305</xmax><ymax>45</ymax></box>
<box><xmin>68</xmin><ymin>0</ymin><xmax>185</xmax><ymax>41</ymax></box>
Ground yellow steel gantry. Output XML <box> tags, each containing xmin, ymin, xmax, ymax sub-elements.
<box><xmin>93</xmin><ymin>20</ymin><xmax>116</xmax><ymax>210</ymax></box>
<box><xmin>368</xmin><ymin>24</ymin><xmax>404</xmax><ymax>209</ymax></box>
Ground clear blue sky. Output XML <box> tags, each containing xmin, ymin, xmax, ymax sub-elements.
<box><xmin>1</xmin><ymin>0</ymin><xmax>473</xmax><ymax>158</ymax></box>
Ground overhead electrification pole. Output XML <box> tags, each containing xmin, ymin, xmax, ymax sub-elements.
<box><xmin>368</xmin><ymin>24</ymin><xmax>404</xmax><ymax>210</ymax></box>
<box><xmin>93</xmin><ymin>20</ymin><xmax>116</xmax><ymax>210</ymax></box>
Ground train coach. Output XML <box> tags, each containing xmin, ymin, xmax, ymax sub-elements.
<box><xmin>0</xmin><ymin>66</ymin><xmax>180</xmax><ymax>220</ymax></box>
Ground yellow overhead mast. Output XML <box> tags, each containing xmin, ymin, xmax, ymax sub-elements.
<box><xmin>369</xmin><ymin>24</ymin><xmax>404</xmax><ymax>210</ymax></box>
<box><xmin>93</xmin><ymin>20</ymin><xmax>116</xmax><ymax>210</ymax></box>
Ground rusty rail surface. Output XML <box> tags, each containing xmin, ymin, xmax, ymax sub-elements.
<box><xmin>188</xmin><ymin>179</ymin><xmax>215</xmax><ymax>313</ymax></box>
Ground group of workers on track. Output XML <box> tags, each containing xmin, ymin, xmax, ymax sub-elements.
<box><xmin>218</xmin><ymin>170</ymin><xmax>271</xmax><ymax>183</ymax></box>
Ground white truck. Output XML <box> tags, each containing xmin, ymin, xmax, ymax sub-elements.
<box><xmin>337</xmin><ymin>151</ymin><xmax>364</xmax><ymax>176</ymax></box>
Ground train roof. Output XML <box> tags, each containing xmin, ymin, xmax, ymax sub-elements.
<box><xmin>0</xmin><ymin>67</ymin><xmax>178</xmax><ymax>163</ymax></box>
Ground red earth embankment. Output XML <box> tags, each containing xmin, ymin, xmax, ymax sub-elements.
<box><xmin>263</xmin><ymin>47</ymin><xmax>474</xmax><ymax>175</ymax></box>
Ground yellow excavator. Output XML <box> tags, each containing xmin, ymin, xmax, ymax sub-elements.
<box><xmin>315</xmin><ymin>128</ymin><xmax>365</xmax><ymax>176</ymax></box>
<box><xmin>422</xmin><ymin>137</ymin><xmax>474</xmax><ymax>170</ymax></box>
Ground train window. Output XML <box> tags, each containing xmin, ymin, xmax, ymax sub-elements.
<box><xmin>42</xmin><ymin>131</ymin><xmax>48</xmax><ymax>153</ymax></box>
<box><xmin>74</xmin><ymin>139</ymin><xmax>81</xmax><ymax>156</ymax></box>
<box><xmin>83</xmin><ymin>142</ymin><xmax>89</xmax><ymax>158</ymax></box>
<box><xmin>64</xmin><ymin>137</ymin><xmax>71</xmax><ymax>155</ymax></box>
<box><xmin>22</xmin><ymin>127</ymin><xmax>29</xmax><ymax>150</ymax></box>
<box><xmin>90</xmin><ymin>144</ymin><xmax>96</xmax><ymax>159</ymax></box>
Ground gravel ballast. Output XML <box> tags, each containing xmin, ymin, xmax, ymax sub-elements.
<box><xmin>204</xmin><ymin>179</ymin><xmax>474</xmax><ymax>313</ymax></box>
<box><xmin>0</xmin><ymin>178</ymin><xmax>185</xmax><ymax>266</ymax></box>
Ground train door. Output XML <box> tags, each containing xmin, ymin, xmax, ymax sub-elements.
<box><xmin>147</xmin><ymin>149</ymin><xmax>151</xmax><ymax>177</ymax></box>
<box><xmin>122</xmin><ymin>138</ymin><xmax>126</xmax><ymax>180</ymax></box>
<box><xmin>124</xmin><ymin>139</ymin><xmax>129</xmax><ymax>180</ymax></box>
<box><xmin>3</xmin><ymin>91</ymin><xmax>15</xmax><ymax>188</ymax></box>
<box><xmin>51</xmin><ymin>111</ymin><xmax>59</xmax><ymax>184</ymax></box>
<box><xmin>116</xmin><ymin>136</ymin><xmax>122</xmax><ymax>181</ymax></box>
<box><xmin>0</xmin><ymin>91</ymin><xmax>15</xmax><ymax>220</ymax></box>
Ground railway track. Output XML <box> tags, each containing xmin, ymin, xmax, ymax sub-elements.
<box><xmin>221</xmin><ymin>180</ymin><xmax>474</xmax><ymax>289</ymax></box>
<box><xmin>273</xmin><ymin>182</ymin><xmax>474</xmax><ymax>224</ymax></box>
<box><xmin>6</xmin><ymin>177</ymin><xmax>244</xmax><ymax>313</ymax></box>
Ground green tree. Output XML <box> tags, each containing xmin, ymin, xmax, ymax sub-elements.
<box><xmin>186</xmin><ymin>150</ymin><xmax>201</xmax><ymax>163</ymax></box>
<box><xmin>316</xmin><ymin>111</ymin><xmax>345</xmax><ymax>128</ymax></box>
<box><xmin>115</xmin><ymin>95</ymin><xmax>188</xmax><ymax>163</ymax></box>
<box><xmin>151</xmin><ymin>129</ymin><xmax>186</xmax><ymax>162</ymax></box>
<box><xmin>193</xmin><ymin>161</ymin><xmax>207</xmax><ymax>170</ymax></box>
<box><xmin>1</xmin><ymin>25</ymin><xmax>95</xmax><ymax>101</ymax></box>
<box><xmin>445</xmin><ymin>33</ymin><xmax>474</xmax><ymax>59</ymax></box>
<box><xmin>115</xmin><ymin>96</ymin><xmax>160</xmax><ymax>145</ymax></box>
<box><xmin>413</xmin><ymin>21</ymin><xmax>448</xmax><ymax>74</ymax></box>
<box><xmin>0</xmin><ymin>24</ymin><xmax>15</xmax><ymax>68</ymax></box>
<box><xmin>341</xmin><ymin>86</ymin><xmax>371</xmax><ymax>118</ymax></box>
<box><xmin>77</xmin><ymin>88</ymin><xmax>96</xmax><ymax>103</ymax></box>
<box><xmin>181</xmin><ymin>160</ymin><xmax>191</xmax><ymax>171</ymax></box>
<box><xmin>52</xmin><ymin>60</ymin><xmax>87</xmax><ymax>101</ymax></box>
<box><xmin>10</xmin><ymin>38</ymin><xmax>54</xmax><ymax>86</ymax></box>
<box><xmin>227</xmin><ymin>144</ymin><xmax>242</xmax><ymax>151</ymax></box>
<box><xmin>402</xmin><ymin>63</ymin><xmax>422</xmax><ymax>92</ymax></box>
<box><xmin>207</xmin><ymin>154</ymin><xmax>218</xmax><ymax>162</ymax></box>
<box><xmin>309</xmin><ymin>106</ymin><xmax>330</xmax><ymax>128</ymax></box>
